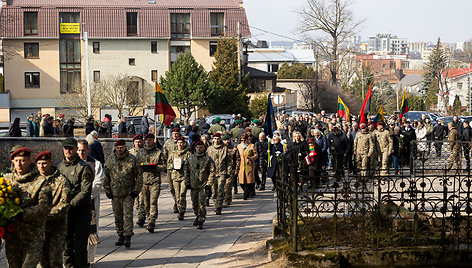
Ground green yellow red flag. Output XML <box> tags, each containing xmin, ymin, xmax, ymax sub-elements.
<box><xmin>154</xmin><ymin>81</ymin><xmax>176</xmax><ymax>126</ymax></box>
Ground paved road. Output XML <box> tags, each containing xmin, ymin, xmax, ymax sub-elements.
<box><xmin>0</xmin><ymin>180</ymin><xmax>276</xmax><ymax>268</ymax></box>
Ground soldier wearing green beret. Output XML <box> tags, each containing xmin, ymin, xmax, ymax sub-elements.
<box><xmin>208</xmin><ymin>117</ymin><xmax>225</xmax><ymax>135</ymax></box>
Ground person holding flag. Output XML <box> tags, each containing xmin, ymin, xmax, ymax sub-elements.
<box><xmin>336</xmin><ymin>96</ymin><xmax>350</xmax><ymax>122</ymax></box>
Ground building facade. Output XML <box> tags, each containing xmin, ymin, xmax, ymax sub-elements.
<box><xmin>368</xmin><ymin>33</ymin><xmax>409</xmax><ymax>55</ymax></box>
<box><xmin>0</xmin><ymin>0</ymin><xmax>250</xmax><ymax>121</ymax></box>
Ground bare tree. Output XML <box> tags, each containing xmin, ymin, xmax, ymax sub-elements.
<box><xmin>297</xmin><ymin>79</ymin><xmax>327</xmax><ymax>112</ymax></box>
<box><xmin>56</xmin><ymin>82</ymin><xmax>102</xmax><ymax>123</ymax></box>
<box><xmin>299</xmin><ymin>0</ymin><xmax>364</xmax><ymax>85</ymax></box>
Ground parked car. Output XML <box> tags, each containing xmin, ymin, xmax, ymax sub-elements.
<box><xmin>206</xmin><ymin>114</ymin><xmax>233</xmax><ymax>130</ymax></box>
<box><xmin>111</xmin><ymin>116</ymin><xmax>155</xmax><ymax>136</ymax></box>
<box><xmin>436</xmin><ymin>116</ymin><xmax>456</xmax><ymax>125</ymax></box>
<box><xmin>403</xmin><ymin>111</ymin><xmax>437</xmax><ymax>124</ymax></box>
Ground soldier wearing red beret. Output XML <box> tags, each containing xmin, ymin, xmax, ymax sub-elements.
<box><xmin>130</xmin><ymin>135</ymin><xmax>144</xmax><ymax>157</ymax></box>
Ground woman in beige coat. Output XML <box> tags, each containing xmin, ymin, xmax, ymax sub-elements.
<box><xmin>236</xmin><ymin>132</ymin><xmax>259</xmax><ymax>200</ymax></box>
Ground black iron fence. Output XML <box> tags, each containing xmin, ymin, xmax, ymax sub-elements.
<box><xmin>276</xmin><ymin>140</ymin><xmax>472</xmax><ymax>251</ymax></box>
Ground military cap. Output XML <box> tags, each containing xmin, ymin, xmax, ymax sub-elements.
<box><xmin>34</xmin><ymin>151</ymin><xmax>52</xmax><ymax>163</ymax></box>
<box><xmin>133</xmin><ymin>134</ymin><xmax>143</xmax><ymax>141</ymax></box>
<box><xmin>214</xmin><ymin>117</ymin><xmax>221</xmax><ymax>123</ymax></box>
<box><xmin>195</xmin><ymin>141</ymin><xmax>204</xmax><ymax>146</ymax></box>
<box><xmin>222</xmin><ymin>134</ymin><xmax>230</xmax><ymax>140</ymax></box>
<box><xmin>377</xmin><ymin>122</ymin><xmax>384</xmax><ymax>126</ymax></box>
<box><xmin>144</xmin><ymin>133</ymin><xmax>155</xmax><ymax>140</ymax></box>
<box><xmin>212</xmin><ymin>133</ymin><xmax>221</xmax><ymax>138</ymax></box>
<box><xmin>359</xmin><ymin>123</ymin><xmax>367</xmax><ymax>129</ymax></box>
<box><xmin>10</xmin><ymin>147</ymin><xmax>31</xmax><ymax>160</ymax></box>
<box><xmin>171</xmin><ymin>127</ymin><xmax>180</xmax><ymax>133</ymax></box>
<box><xmin>176</xmin><ymin>136</ymin><xmax>185</xmax><ymax>142</ymax></box>
<box><xmin>115</xmin><ymin>139</ymin><xmax>126</xmax><ymax>147</ymax></box>
<box><xmin>62</xmin><ymin>137</ymin><xmax>78</xmax><ymax>147</ymax></box>
<box><xmin>235</xmin><ymin>120</ymin><xmax>242</xmax><ymax>125</ymax></box>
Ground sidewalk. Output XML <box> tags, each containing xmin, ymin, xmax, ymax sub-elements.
<box><xmin>0</xmin><ymin>179</ymin><xmax>277</xmax><ymax>268</ymax></box>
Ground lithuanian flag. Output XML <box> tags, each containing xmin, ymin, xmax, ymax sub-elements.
<box><xmin>373</xmin><ymin>105</ymin><xmax>386</xmax><ymax>127</ymax></box>
<box><xmin>154</xmin><ymin>81</ymin><xmax>176</xmax><ymax>126</ymax></box>
<box><xmin>336</xmin><ymin>96</ymin><xmax>350</xmax><ymax>122</ymax></box>
<box><xmin>399</xmin><ymin>91</ymin><xmax>409</xmax><ymax>120</ymax></box>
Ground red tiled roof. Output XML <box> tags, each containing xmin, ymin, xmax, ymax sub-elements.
<box><xmin>444</xmin><ymin>68</ymin><xmax>472</xmax><ymax>79</ymax></box>
<box><xmin>0</xmin><ymin>1</ymin><xmax>250</xmax><ymax>38</ymax></box>
<box><xmin>7</xmin><ymin>0</ymin><xmax>243</xmax><ymax>8</ymax></box>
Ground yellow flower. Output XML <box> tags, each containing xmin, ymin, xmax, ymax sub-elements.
<box><xmin>0</xmin><ymin>192</ymin><xmax>3</xmax><ymax>197</ymax></box>
<box><xmin>14</xmin><ymin>198</ymin><xmax>20</xmax><ymax>205</ymax></box>
<box><xmin>0</xmin><ymin>198</ymin><xmax>4</xmax><ymax>205</ymax></box>
<box><xmin>4</xmin><ymin>193</ymin><xmax>8</xmax><ymax>198</ymax></box>
<box><xmin>0</xmin><ymin>178</ymin><xmax>4</xmax><ymax>184</ymax></box>
<box><xmin>7</xmin><ymin>187</ymin><xmax>12</xmax><ymax>194</ymax></box>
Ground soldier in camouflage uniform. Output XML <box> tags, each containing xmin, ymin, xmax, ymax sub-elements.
<box><xmin>4</xmin><ymin>147</ymin><xmax>53</xmax><ymax>268</ymax></box>
<box><xmin>207</xmin><ymin>133</ymin><xmax>231</xmax><ymax>215</ymax></box>
<box><xmin>184</xmin><ymin>141</ymin><xmax>216</xmax><ymax>229</ymax></box>
<box><xmin>163</xmin><ymin>127</ymin><xmax>185</xmax><ymax>213</ymax></box>
<box><xmin>368</xmin><ymin>121</ymin><xmax>379</xmax><ymax>171</ymax></box>
<box><xmin>375</xmin><ymin>123</ymin><xmax>393</xmax><ymax>175</ymax></box>
<box><xmin>136</xmin><ymin>133</ymin><xmax>165</xmax><ymax>233</ymax></box>
<box><xmin>222</xmin><ymin>133</ymin><xmax>238</xmax><ymax>207</ymax></box>
<box><xmin>167</xmin><ymin>137</ymin><xmax>191</xmax><ymax>220</ymax></box>
<box><xmin>129</xmin><ymin>134</ymin><xmax>143</xmax><ymax>211</ymax></box>
<box><xmin>104</xmin><ymin>139</ymin><xmax>142</xmax><ymax>248</ymax></box>
<box><xmin>57</xmin><ymin>138</ymin><xmax>93</xmax><ymax>268</ymax></box>
<box><xmin>446</xmin><ymin>122</ymin><xmax>461</xmax><ymax>170</ymax></box>
<box><xmin>354</xmin><ymin>123</ymin><xmax>375</xmax><ymax>176</ymax></box>
<box><xmin>36</xmin><ymin>151</ymin><xmax>71</xmax><ymax>268</ymax></box>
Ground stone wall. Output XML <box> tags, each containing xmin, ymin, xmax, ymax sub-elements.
<box><xmin>0</xmin><ymin>137</ymin><xmax>166</xmax><ymax>172</ymax></box>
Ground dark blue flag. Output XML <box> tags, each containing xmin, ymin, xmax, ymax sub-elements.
<box><xmin>264</xmin><ymin>93</ymin><xmax>277</xmax><ymax>138</ymax></box>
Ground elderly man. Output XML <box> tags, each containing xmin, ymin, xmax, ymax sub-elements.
<box><xmin>57</xmin><ymin>138</ymin><xmax>93</xmax><ymax>268</ymax></box>
<box><xmin>4</xmin><ymin>147</ymin><xmax>52</xmax><ymax>268</ymax></box>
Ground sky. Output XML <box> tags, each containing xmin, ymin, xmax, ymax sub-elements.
<box><xmin>244</xmin><ymin>0</ymin><xmax>472</xmax><ymax>44</ymax></box>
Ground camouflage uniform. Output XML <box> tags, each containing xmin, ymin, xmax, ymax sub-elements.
<box><xmin>224</xmin><ymin>144</ymin><xmax>238</xmax><ymax>206</ymax></box>
<box><xmin>207</xmin><ymin>123</ymin><xmax>225</xmax><ymax>136</ymax></box>
<box><xmin>163</xmin><ymin>139</ymin><xmax>179</xmax><ymax>208</ymax></box>
<box><xmin>167</xmin><ymin>149</ymin><xmax>191</xmax><ymax>214</ymax></box>
<box><xmin>207</xmin><ymin>143</ymin><xmax>231</xmax><ymax>210</ymax></box>
<box><xmin>354</xmin><ymin>131</ymin><xmax>375</xmax><ymax>176</ymax></box>
<box><xmin>136</xmin><ymin>144</ymin><xmax>165</xmax><ymax>225</ymax></box>
<box><xmin>104</xmin><ymin>149</ymin><xmax>143</xmax><ymax>237</ymax></box>
<box><xmin>4</xmin><ymin>169</ymin><xmax>52</xmax><ymax>268</ymax></box>
<box><xmin>129</xmin><ymin>147</ymin><xmax>141</xmax><ymax>156</ymax></box>
<box><xmin>370</xmin><ymin>129</ymin><xmax>380</xmax><ymax>171</ymax></box>
<box><xmin>41</xmin><ymin>167</ymin><xmax>71</xmax><ymax>268</ymax></box>
<box><xmin>57</xmin><ymin>157</ymin><xmax>93</xmax><ymax>268</ymax></box>
<box><xmin>184</xmin><ymin>152</ymin><xmax>216</xmax><ymax>223</ymax></box>
<box><xmin>129</xmin><ymin>146</ymin><xmax>142</xmax><ymax>210</ymax></box>
<box><xmin>447</xmin><ymin>127</ymin><xmax>461</xmax><ymax>170</ymax></box>
<box><xmin>376</xmin><ymin>128</ymin><xmax>393</xmax><ymax>175</ymax></box>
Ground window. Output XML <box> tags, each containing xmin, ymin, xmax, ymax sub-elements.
<box><xmin>151</xmin><ymin>41</ymin><xmax>157</xmax><ymax>53</ymax></box>
<box><xmin>458</xmin><ymin>82</ymin><xmax>463</xmax><ymax>90</ymax></box>
<box><xmin>127</xmin><ymin>12</ymin><xmax>138</xmax><ymax>36</ymax></box>
<box><xmin>24</xmin><ymin>43</ymin><xmax>39</xmax><ymax>58</ymax></box>
<box><xmin>24</xmin><ymin>12</ymin><xmax>38</xmax><ymax>35</ymax></box>
<box><xmin>129</xmin><ymin>58</ymin><xmax>135</xmax><ymax>65</ymax></box>
<box><xmin>25</xmin><ymin>72</ymin><xmax>40</xmax><ymax>88</ymax></box>
<box><xmin>210</xmin><ymin>13</ymin><xmax>224</xmax><ymax>36</ymax></box>
<box><xmin>170</xmin><ymin>13</ymin><xmax>190</xmax><ymax>38</ymax></box>
<box><xmin>170</xmin><ymin>45</ymin><xmax>190</xmax><ymax>65</ymax></box>
<box><xmin>267</xmin><ymin>64</ymin><xmax>279</xmax><ymax>73</ymax></box>
<box><xmin>59</xmin><ymin>12</ymin><xmax>80</xmax><ymax>23</ymax></box>
<box><xmin>93</xmin><ymin>71</ymin><xmax>100</xmax><ymax>82</ymax></box>
<box><xmin>93</xmin><ymin>42</ymin><xmax>100</xmax><ymax>54</ymax></box>
<box><xmin>60</xmin><ymin>39</ymin><xmax>81</xmax><ymax>93</ymax></box>
<box><xmin>151</xmin><ymin>70</ymin><xmax>158</xmax><ymax>81</ymax></box>
<box><xmin>210</xmin><ymin>41</ymin><xmax>218</xmax><ymax>56</ymax></box>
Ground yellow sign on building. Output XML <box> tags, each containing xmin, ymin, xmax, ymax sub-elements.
<box><xmin>60</xmin><ymin>23</ymin><xmax>80</xmax><ymax>34</ymax></box>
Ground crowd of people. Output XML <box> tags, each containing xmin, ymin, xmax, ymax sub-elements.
<box><xmin>2</xmin><ymin>109</ymin><xmax>469</xmax><ymax>268</ymax></box>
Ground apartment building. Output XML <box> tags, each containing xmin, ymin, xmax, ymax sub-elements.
<box><xmin>0</xmin><ymin>0</ymin><xmax>250</xmax><ymax>121</ymax></box>
<box><xmin>368</xmin><ymin>33</ymin><xmax>409</xmax><ymax>55</ymax></box>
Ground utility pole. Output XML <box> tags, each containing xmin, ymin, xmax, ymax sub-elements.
<box><xmin>83</xmin><ymin>28</ymin><xmax>91</xmax><ymax>117</ymax></box>
<box><xmin>396</xmin><ymin>83</ymin><xmax>400</xmax><ymax>112</ymax></box>
<box><xmin>237</xmin><ymin>22</ymin><xmax>242</xmax><ymax>83</ymax></box>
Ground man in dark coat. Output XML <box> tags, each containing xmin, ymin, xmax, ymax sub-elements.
<box><xmin>141</xmin><ymin>112</ymin><xmax>150</xmax><ymax>135</ymax></box>
<box><xmin>255</xmin><ymin>132</ymin><xmax>269</xmax><ymax>190</ymax></box>
<box><xmin>63</xmin><ymin>118</ymin><xmax>75</xmax><ymax>137</ymax></box>
<box><xmin>8</xmin><ymin>117</ymin><xmax>22</xmax><ymax>137</ymax></box>
<box><xmin>401</xmin><ymin>121</ymin><xmax>416</xmax><ymax>166</ymax></box>
<box><xmin>462</xmin><ymin>120</ymin><xmax>472</xmax><ymax>170</ymax></box>
<box><xmin>118</xmin><ymin>117</ymin><xmax>128</xmax><ymax>138</ymax></box>
<box><xmin>328</xmin><ymin>126</ymin><xmax>349</xmax><ymax>177</ymax></box>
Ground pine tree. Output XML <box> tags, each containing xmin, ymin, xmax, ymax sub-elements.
<box><xmin>208</xmin><ymin>37</ymin><xmax>250</xmax><ymax>117</ymax></box>
<box><xmin>453</xmin><ymin>95</ymin><xmax>462</xmax><ymax>115</ymax></box>
<box><xmin>424</xmin><ymin>38</ymin><xmax>448</xmax><ymax>110</ymax></box>
<box><xmin>159</xmin><ymin>51</ymin><xmax>215</xmax><ymax>122</ymax></box>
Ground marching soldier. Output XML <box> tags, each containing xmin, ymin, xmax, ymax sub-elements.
<box><xmin>207</xmin><ymin>117</ymin><xmax>225</xmax><ymax>135</ymax></box>
<box><xmin>222</xmin><ymin>133</ymin><xmax>238</xmax><ymax>207</ymax></box>
<box><xmin>184</xmin><ymin>141</ymin><xmax>216</xmax><ymax>229</ymax></box>
<box><xmin>129</xmin><ymin>134</ymin><xmax>144</xmax><ymax>156</ymax></box>
<box><xmin>163</xmin><ymin>127</ymin><xmax>185</xmax><ymax>213</ymax></box>
<box><xmin>229</xmin><ymin>120</ymin><xmax>243</xmax><ymax>141</ymax></box>
<box><xmin>354</xmin><ymin>123</ymin><xmax>375</xmax><ymax>176</ymax></box>
<box><xmin>368</xmin><ymin>121</ymin><xmax>379</xmax><ymax>171</ymax></box>
<box><xmin>104</xmin><ymin>140</ymin><xmax>142</xmax><ymax>248</ymax></box>
<box><xmin>57</xmin><ymin>138</ymin><xmax>93</xmax><ymax>268</ymax></box>
<box><xmin>167</xmin><ymin>137</ymin><xmax>191</xmax><ymax>220</ymax></box>
<box><xmin>375</xmin><ymin>123</ymin><xmax>393</xmax><ymax>175</ymax></box>
<box><xmin>37</xmin><ymin>151</ymin><xmax>70</xmax><ymax>268</ymax></box>
<box><xmin>207</xmin><ymin>133</ymin><xmax>231</xmax><ymax>215</ymax></box>
<box><xmin>4</xmin><ymin>147</ymin><xmax>52</xmax><ymax>268</ymax></box>
<box><xmin>446</xmin><ymin>122</ymin><xmax>461</xmax><ymax>170</ymax></box>
<box><xmin>136</xmin><ymin>133</ymin><xmax>166</xmax><ymax>233</ymax></box>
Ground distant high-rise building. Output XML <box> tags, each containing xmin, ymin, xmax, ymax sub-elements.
<box><xmin>368</xmin><ymin>33</ymin><xmax>409</xmax><ymax>55</ymax></box>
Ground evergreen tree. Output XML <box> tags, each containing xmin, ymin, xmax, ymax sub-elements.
<box><xmin>424</xmin><ymin>38</ymin><xmax>448</xmax><ymax>110</ymax></box>
<box><xmin>249</xmin><ymin>93</ymin><xmax>268</xmax><ymax>118</ymax></box>
<box><xmin>453</xmin><ymin>95</ymin><xmax>462</xmax><ymax>115</ymax></box>
<box><xmin>208</xmin><ymin>38</ymin><xmax>250</xmax><ymax>117</ymax></box>
<box><xmin>277</xmin><ymin>63</ymin><xmax>316</xmax><ymax>79</ymax></box>
<box><xmin>159</xmin><ymin>51</ymin><xmax>215</xmax><ymax>122</ymax></box>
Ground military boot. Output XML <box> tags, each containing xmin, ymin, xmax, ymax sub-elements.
<box><xmin>178</xmin><ymin>212</ymin><xmax>184</xmax><ymax>221</ymax></box>
<box><xmin>197</xmin><ymin>221</ymin><xmax>204</xmax><ymax>229</ymax></box>
<box><xmin>216</xmin><ymin>208</ymin><xmax>222</xmax><ymax>215</ymax></box>
<box><xmin>223</xmin><ymin>201</ymin><xmax>229</xmax><ymax>208</ymax></box>
<box><xmin>115</xmin><ymin>235</ymin><xmax>125</xmax><ymax>246</ymax></box>
<box><xmin>173</xmin><ymin>203</ymin><xmax>179</xmax><ymax>213</ymax></box>
<box><xmin>146</xmin><ymin>223</ymin><xmax>155</xmax><ymax>233</ymax></box>
<box><xmin>205</xmin><ymin>198</ymin><xmax>210</xmax><ymax>207</ymax></box>
<box><xmin>136</xmin><ymin>219</ymin><xmax>145</xmax><ymax>227</ymax></box>
<box><xmin>193</xmin><ymin>218</ymin><xmax>199</xmax><ymax>226</ymax></box>
<box><xmin>123</xmin><ymin>236</ymin><xmax>131</xmax><ymax>248</ymax></box>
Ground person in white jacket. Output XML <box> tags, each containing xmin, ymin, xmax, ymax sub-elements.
<box><xmin>78</xmin><ymin>139</ymin><xmax>105</xmax><ymax>266</ymax></box>
<box><xmin>415</xmin><ymin>121</ymin><xmax>427</xmax><ymax>156</ymax></box>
